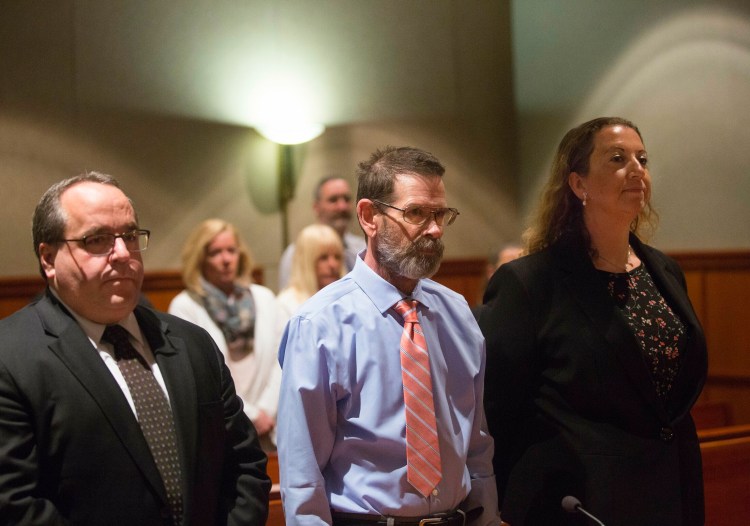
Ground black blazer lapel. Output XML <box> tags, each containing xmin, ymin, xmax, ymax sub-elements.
<box><xmin>631</xmin><ymin>238</ymin><xmax>708</xmax><ymax>420</ymax></box>
<box><xmin>37</xmin><ymin>295</ymin><xmax>169</xmax><ymax>504</ymax></box>
<box><xmin>554</xmin><ymin>241</ymin><xmax>668</xmax><ymax>417</ymax></box>
<box><xmin>631</xmin><ymin>236</ymin><xmax>701</xmax><ymax>333</ymax></box>
<box><xmin>136</xmin><ymin>307</ymin><xmax>199</xmax><ymax>508</ymax></box>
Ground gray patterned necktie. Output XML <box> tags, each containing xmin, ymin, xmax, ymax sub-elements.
<box><xmin>102</xmin><ymin>324</ymin><xmax>184</xmax><ymax>525</ymax></box>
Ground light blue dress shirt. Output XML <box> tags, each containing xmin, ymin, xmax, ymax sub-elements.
<box><xmin>277</xmin><ymin>255</ymin><xmax>499</xmax><ymax>525</ymax></box>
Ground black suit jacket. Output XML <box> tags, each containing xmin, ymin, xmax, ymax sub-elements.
<box><xmin>478</xmin><ymin>235</ymin><xmax>707</xmax><ymax>526</ymax></box>
<box><xmin>0</xmin><ymin>292</ymin><xmax>271</xmax><ymax>525</ymax></box>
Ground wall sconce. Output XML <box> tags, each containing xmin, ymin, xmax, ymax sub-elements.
<box><xmin>255</xmin><ymin>123</ymin><xmax>325</xmax><ymax>249</ymax></box>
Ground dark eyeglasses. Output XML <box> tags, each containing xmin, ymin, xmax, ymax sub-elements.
<box><xmin>373</xmin><ymin>200</ymin><xmax>459</xmax><ymax>227</ymax></box>
<box><xmin>61</xmin><ymin>229</ymin><xmax>150</xmax><ymax>256</ymax></box>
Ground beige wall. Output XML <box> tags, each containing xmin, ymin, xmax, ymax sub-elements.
<box><xmin>513</xmin><ymin>1</ymin><xmax>750</xmax><ymax>250</ymax></box>
<box><xmin>0</xmin><ymin>1</ymin><xmax>519</xmax><ymax>290</ymax></box>
<box><xmin>3</xmin><ymin>1</ymin><xmax>750</xmax><ymax>291</ymax></box>
<box><xmin>0</xmin><ymin>109</ymin><xmax>520</xmax><ymax>289</ymax></box>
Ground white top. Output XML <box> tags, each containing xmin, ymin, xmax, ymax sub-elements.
<box><xmin>275</xmin><ymin>287</ymin><xmax>309</xmax><ymax>346</ymax></box>
<box><xmin>168</xmin><ymin>284</ymin><xmax>282</xmax><ymax>428</ymax></box>
<box><xmin>276</xmin><ymin>287</ymin><xmax>305</xmax><ymax>321</ymax></box>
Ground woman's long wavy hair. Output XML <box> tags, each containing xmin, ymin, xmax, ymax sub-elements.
<box><xmin>522</xmin><ymin>117</ymin><xmax>659</xmax><ymax>255</ymax></box>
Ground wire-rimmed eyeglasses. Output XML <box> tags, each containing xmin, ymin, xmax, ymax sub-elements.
<box><xmin>60</xmin><ymin>229</ymin><xmax>151</xmax><ymax>256</ymax></box>
<box><xmin>373</xmin><ymin>200</ymin><xmax>459</xmax><ymax>227</ymax></box>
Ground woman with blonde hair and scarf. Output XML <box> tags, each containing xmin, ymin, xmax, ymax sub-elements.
<box><xmin>169</xmin><ymin>219</ymin><xmax>281</xmax><ymax>448</ymax></box>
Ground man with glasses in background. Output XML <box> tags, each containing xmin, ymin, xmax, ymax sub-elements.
<box><xmin>277</xmin><ymin>147</ymin><xmax>500</xmax><ymax>525</ymax></box>
<box><xmin>0</xmin><ymin>172</ymin><xmax>270</xmax><ymax>525</ymax></box>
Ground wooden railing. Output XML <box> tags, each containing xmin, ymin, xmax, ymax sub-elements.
<box><xmin>698</xmin><ymin>424</ymin><xmax>750</xmax><ymax>525</ymax></box>
<box><xmin>0</xmin><ymin>260</ymin><xmax>483</xmax><ymax>317</ymax></box>
<box><xmin>2</xmin><ymin>251</ymin><xmax>750</xmax><ymax>423</ymax></box>
<box><xmin>0</xmin><ymin>268</ymin><xmax>264</xmax><ymax>318</ymax></box>
<box><xmin>3</xmin><ymin>253</ymin><xmax>749</xmax><ymax>423</ymax></box>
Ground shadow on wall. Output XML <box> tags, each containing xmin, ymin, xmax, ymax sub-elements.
<box><xmin>527</xmin><ymin>5</ymin><xmax>750</xmax><ymax>250</ymax></box>
<box><xmin>0</xmin><ymin>112</ymin><xmax>144</xmax><ymax>276</ymax></box>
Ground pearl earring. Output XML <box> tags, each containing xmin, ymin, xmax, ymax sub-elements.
<box><xmin>582</xmin><ymin>192</ymin><xmax>588</xmax><ymax>207</ymax></box>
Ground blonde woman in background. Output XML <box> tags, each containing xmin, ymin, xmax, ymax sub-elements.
<box><xmin>276</xmin><ymin>224</ymin><xmax>346</xmax><ymax>321</ymax></box>
<box><xmin>169</xmin><ymin>219</ymin><xmax>281</xmax><ymax>448</ymax></box>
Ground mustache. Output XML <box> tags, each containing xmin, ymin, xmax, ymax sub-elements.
<box><xmin>410</xmin><ymin>236</ymin><xmax>444</xmax><ymax>255</ymax></box>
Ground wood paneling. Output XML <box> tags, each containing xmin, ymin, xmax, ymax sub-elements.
<box><xmin>267</xmin><ymin>452</ymin><xmax>279</xmax><ymax>484</ymax></box>
<box><xmin>670</xmin><ymin>251</ymin><xmax>750</xmax><ymax>427</ymax></box>
<box><xmin>0</xmin><ymin>276</ymin><xmax>45</xmax><ymax>319</ymax></box>
<box><xmin>0</xmin><ymin>268</ymin><xmax>264</xmax><ymax>317</ymax></box>
<box><xmin>692</xmin><ymin>401</ymin><xmax>733</xmax><ymax>429</ymax></box>
<box><xmin>699</xmin><ymin>425</ymin><xmax>750</xmax><ymax>526</ymax></box>
<box><xmin>267</xmin><ymin>454</ymin><xmax>283</xmax><ymax>526</ymax></box>
<box><xmin>682</xmin><ymin>270</ymin><xmax>705</xmax><ymax>323</ymax></box>
<box><xmin>267</xmin><ymin>494</ymin><xmax>284</xmax><ymax>526</ymax></box>
<box><xmin>3</xmin><ymin>252</ymin><xmax>750</xmax><ymax>423</ymax></box>
<box><xmin>704</xmin><ymin>271</ymin><xmax>750</xmax><ymax>371</ymax></box>
<box><xmin>432</xmin><ymin>258</ymin><xmax>487</xmax><ymax>306</ymax></box>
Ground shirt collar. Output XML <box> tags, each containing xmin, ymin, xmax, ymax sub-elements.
<box><xmin>48</xmin><ymin>288</ymin><xmax>142</xmax><ymax>347</ymax></box>
<box><xmin>350</xmin><ymin>251</ymin><xmax>433</xmax><ymax>315</ymax></box>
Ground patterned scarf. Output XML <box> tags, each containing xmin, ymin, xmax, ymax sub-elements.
<box><xmin>200</xmin><ymin>277</ymin><xmax>256</xmax><ymax>357</ymax></box>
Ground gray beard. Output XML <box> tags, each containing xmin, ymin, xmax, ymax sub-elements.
<box><xmin>375</xmin><ymin>222</ymin><xmax>444</xmax><ymax>281</ymax></box>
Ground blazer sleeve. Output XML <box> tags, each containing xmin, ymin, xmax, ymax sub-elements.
<box><xmin>478</xmin><ymin>264</ymin><xmax>539</xmax><ymax>501</ymax></box>
<box><xmin>214</xmin><ymin>347</ymin><xmax>273</xmax><ymax>526</ymax></box>
<box><xmin>0</xmin><ymin>357</ymin><xmax>68</xmax><ymax>525</ymax></box>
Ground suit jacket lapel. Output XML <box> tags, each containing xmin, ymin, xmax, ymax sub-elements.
<box><xmin>37</xmin><ymin>294</ymin><xmax>168</xmax><ymax>503</ymax></box>
<box><xmin>554</xmin><ymin>240</ymin><xmax>668</xmax><ymax>417</ymax></box>
<box><xmin>135</xmin><ymin>306</ymin><xmax>199</xmax><ymax>507</ymax></box>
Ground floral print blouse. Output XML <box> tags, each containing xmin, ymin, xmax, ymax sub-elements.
<box><xmin>598</xmin><ymin>263</ymin><xmax>686</xmax><ymax>400</ymax></box>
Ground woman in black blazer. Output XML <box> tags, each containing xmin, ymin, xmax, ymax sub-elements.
<box><xmin>479</xmin><ymin>117</ymin><xmax>707</xmax><ymax>525</ymax></box>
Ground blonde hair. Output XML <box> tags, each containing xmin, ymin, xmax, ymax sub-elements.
<box><xmin>180</xmin><ymin>219</ymin><xmax>255</xmax><ymax>296</ymax></box>
<box><xmin>287</xmin><ymin>224</ymin><xmax>345</xmax><ymax>299</ymax></box>
<box><xmin>523</xmin><ymin>117</ymin><xmax>659</xmax><ymax>255</ymax></box>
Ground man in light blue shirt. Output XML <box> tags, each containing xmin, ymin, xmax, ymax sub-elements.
<box><xmin>277</xmin><ymin>146</ymin><xmax>500</xmax><ymax>525</ymax></box>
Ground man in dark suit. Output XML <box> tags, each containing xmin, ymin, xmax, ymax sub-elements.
<box><xmin>0</xmin><ymin>173</ymin><xmax>271</xmax><ymax>525</ymax></box>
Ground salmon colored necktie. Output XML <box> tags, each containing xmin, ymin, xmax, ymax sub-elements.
<box><xmin>393</xmin><ymin>299</ymin><xmax>442</xmax><ymax>497</ymax></box>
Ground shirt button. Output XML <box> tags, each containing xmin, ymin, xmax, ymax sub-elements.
<box><xmin>432</xmin><ymin>489</ymin><xmax>439</xmax><ymax>496</ymax></box>
<box><xmin>660</xmin><ymin>426</ymin><xmax>675</xmax><ymax>442</ymax></box>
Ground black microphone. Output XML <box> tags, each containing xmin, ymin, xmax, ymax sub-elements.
<box><xmin>561</xmin><ymin>496</ymin><xmax>606</xmax><ymax>526</ymax></box>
